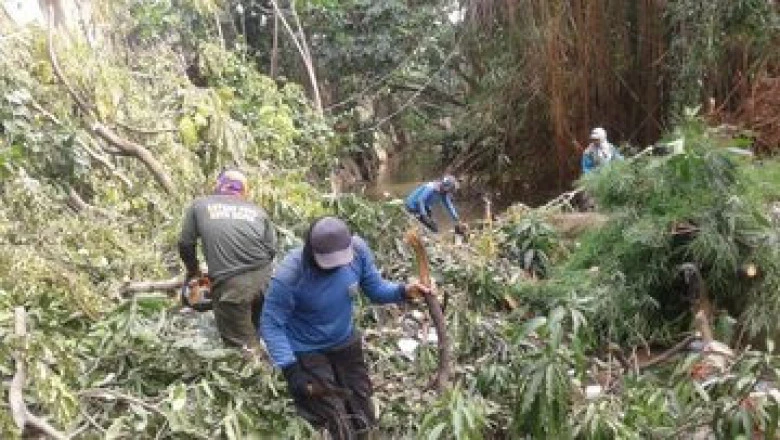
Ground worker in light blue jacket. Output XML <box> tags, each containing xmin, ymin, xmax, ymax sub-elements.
<box><xmin>405</xmin><ymin>175</ymin><xmax>464</xmax><ymax>234</ymax></box>
<box><xmin>581</xmin><ymin>127</ymin><xmax>623</xmax><ymax>174</ymax></box>
<box><xmin>260</xmin><ymin>217</ymin><xmax>428</xmax><ymax>439</ymax></box>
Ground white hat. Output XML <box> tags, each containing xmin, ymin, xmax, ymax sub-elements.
<box><xmin>590</xmin><ymin>127</ymin><xmax>607</xmax><ymax>142</ymax></box>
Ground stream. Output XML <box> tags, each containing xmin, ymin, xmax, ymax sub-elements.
<box><xmin>361</xmin><ymin>147</ymin><xmax>567</xmax><ymax>228</ymax></box>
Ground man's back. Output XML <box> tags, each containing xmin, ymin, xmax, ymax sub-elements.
<box><xmin>180</xmin><ymin>194</ymin><xmax>275</xmax><ymax>283</ymax></box>
<box><xmin>405</xmin><ymin>182</ymin><xmax>436</xmax><ymax>211</ymax></box>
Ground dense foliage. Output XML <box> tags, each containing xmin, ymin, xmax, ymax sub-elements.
<box><xmin>2</xmin><ymin>2</ymin><xmax>780</xmax><ymax>439</ymax></box>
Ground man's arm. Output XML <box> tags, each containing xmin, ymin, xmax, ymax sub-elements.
<box><xmin>355</xmin><ymin>238</ymin><xmax>405</xmax><ymax>304</ymax></box>
<box><xmin>260</xmin><ymin>279</ymin><xmax>297</xmax><ymax>368</ymax></box>
<box><xmin>443</xmin><ymin>193</ymin><xmax>460</xmax><ymax>222</ymax></box>
<box><xmin>416</xmin><ymin>185</ymin><xmax>436</xmax><ymax>217</ymax></box>
<box><xmin>178</xmin><ymin>204</ymin><xmax>200</xmax><ymax>277</ymax></box>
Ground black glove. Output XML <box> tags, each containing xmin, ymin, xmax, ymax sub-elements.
<box><xmin>454</xmin><ymin>223</ymin><xmax>466</xmax><ymax>236</ymax></box>
<box><xmin>282</xmin><ymin>362</ymin><xmax>310</xmax><ymax>397</ymax></box>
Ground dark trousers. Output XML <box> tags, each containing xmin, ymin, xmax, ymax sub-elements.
<box><xmin>290</xmin><ymin>334</ymin><xmax>376</xmax><ymax>440</ymax></box>
<box><xmin>211</xmin><ymin>266</ymin><xmax>272</xmax><ymax>350</ymax></box>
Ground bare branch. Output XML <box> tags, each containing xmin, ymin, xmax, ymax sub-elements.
<box><xmin>76</xmin><ymin>139</ymin><xmax>134</xmax><ymax>188</ymax></box>
<box><xmin>91</xmin><ymin>124</ymin><xmax>176</xmax><ymax>194</ymax></box>
<box><xmin>637</xmin><ymin>335</ymin><xmax>697</xmax><ymax>371</ymax></box>
<box><xmin>269</xmin><ymin>0</ymin><xmax>323</xmax><ymax>115</ymax></box>
<box><xmin>118</xmin><ymin>277</ymin><xmax>185</xmax><ymax>298</ymax></box>
<box><xmin>9</xmin><ymin>307</ymin><xmax>68</xmax><ymax>440</ymax></box>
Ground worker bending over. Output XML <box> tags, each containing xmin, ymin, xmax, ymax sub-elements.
<box><xmin>405</xmin><ymin>175</ymin><xmax>464</xmax><ymax>235</ymax></box>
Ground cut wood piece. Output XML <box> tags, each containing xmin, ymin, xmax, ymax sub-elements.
<box><xmin>118</xmin><ymin>277</ymin><xmax>185</xmax><ymax>298</ymax></box>
<box><xmin>405</xmin><ymin>229</ymin><xmax>451</xmax><ymax>393</ymax></box>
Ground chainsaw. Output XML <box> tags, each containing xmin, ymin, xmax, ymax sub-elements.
<box><xmin>180</xmin><ymin>275</ymin><xmax>213</xmax><ymax>312</ymax></box>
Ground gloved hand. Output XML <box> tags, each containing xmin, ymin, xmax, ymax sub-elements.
<box><xmin>454</xmin><ymin>222</ymin><xmax>467</xmax><ymax>236</ymax></box>
<box><xmin>282</xmin><ymin>362</ymin><xmax>311</xmax><ymax>397</ymax></box>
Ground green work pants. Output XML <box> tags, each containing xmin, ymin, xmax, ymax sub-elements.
<box><xmin>211</xmin><ymin>266</ymin><xmax>272</xmax><ymax>350</ymax></box>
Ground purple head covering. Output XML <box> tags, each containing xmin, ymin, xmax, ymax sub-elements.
<box><xmin>214</xmin><ymin>169</ymin><xmax>248</xmax><ymax>196</ymax></box>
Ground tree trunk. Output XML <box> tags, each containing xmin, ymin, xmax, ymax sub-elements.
<box><xmin>270</xmin><ymin>10</ymin><xmax>279</xmax><ymax>78</ymax></box>
<box><xmin>269</xmin><ymin>0</ymin><xmax>323</xmax><ymax>116</ymax></box>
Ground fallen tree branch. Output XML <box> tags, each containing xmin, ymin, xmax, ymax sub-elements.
<box><xmin>405</xmin><ymin>229</ymin><xmax>451</xmax><ymax>393</ymax></box>
<box><xmin>118</xmin><ymin>277</ymin><xmax>185</xmax><ymax>298</ymax></box>
<box><xmin>27</xmin><ymin>98</ymin><xmax>62</xmax><ymax>125</ymax></box>
<box><xmin>46</xmin><ymin>14</ymin><xmax>175</xmax><ymax>194</ymax></box>
<box><xmin>90</xmin><ymin>124</ymin><xmax>175</xmax><ymax>193</ymax></box>
<box><xmin>638</xmin><ymin>335</ymin><xmax>697</xmax><ymax>372</ymax></box>
<box><xmin>606</xmin><ymin>334</ymin><xmax>697</xmax><ymax>375</ymax></box>
<box><xmin>65</xmin><ymin>187</ymin><xmax>114</xmax><ymax>217</ymax></box>
<box><xmin>76</xmin><ymin>139</ymin><xmax>134</xmax><ymax>188</ymax></box>
<box><xmin>9</xmin><ymin>307</ymin><xmax>68</xmax><ymax>440</ymax></box>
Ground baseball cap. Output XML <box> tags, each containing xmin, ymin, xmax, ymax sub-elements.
<box><xmin>310</xmin><ymin>217</ymin><xmax>354</xmax><ymax>269</ymax></box>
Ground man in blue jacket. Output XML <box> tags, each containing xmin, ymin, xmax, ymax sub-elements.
<box><xmin>405</xmin><ymin>174</ymin><xmax>464</xmax><ymax>234</ymax></box>
<box><xmin>261</xmin><ymin>217</ymin><xmax>428</xmax><ymax>439</ymax></box>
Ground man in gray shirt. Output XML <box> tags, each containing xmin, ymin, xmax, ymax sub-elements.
<box><xmin>178</xmin><ymin>169</ymin><xmax>276</xmax><ymax>352</ymax></box>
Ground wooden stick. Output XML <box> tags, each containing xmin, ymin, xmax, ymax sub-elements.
<box><xmin>9</xmin><ymin>307</ymin><xmax>67</xmax><ymax>440</ymax></box>
<box><xmin>404</xmin><ymin>230</ymin><xmax>451</xmax><ymax>393</ymax></box>
<box><xmin>118</xmin><ymin>277</ymin><xmax>185</xmax><ymax>298</ymax></box>
<box><xmin>638</xmin><ymin>335</ymin><xmax>697</xmax><ymax>371</ymax></box>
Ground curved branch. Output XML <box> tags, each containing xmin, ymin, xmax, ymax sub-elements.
<box><xmin>91</xmin><ymin>124</ymin><xmax>175</xmax><ymax>193</ymax></box>
<box><xmin>47</xmin><ymin>16</ymin><xmax>175</xmax><ymax>194</ymax></box>
<box><xmin>404</xmin><ymin>229</ymin><xmax>451</xmax><ymax>393</ymax></box>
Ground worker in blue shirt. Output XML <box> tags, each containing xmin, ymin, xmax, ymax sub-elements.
<box><xmin>405</xmin><ymin>175</ymin><xmax>465</xmax><ymax>235</ymax></box>
<box><xmin>261</xmin><ymin>217</ymin><xmax>429</xmax><ymax>439</ymax></box>
<box><xmin>581</xmin><ymin>127</ymin><xmax>622</xmax><ymax>174</ymax></box>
